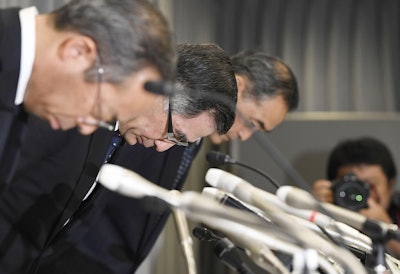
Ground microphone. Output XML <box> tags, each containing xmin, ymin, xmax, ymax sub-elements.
<box><xmin>144</xmin><ymin>81</ymin><xmax>178</xmax><ymax>96</ymax></box>
<box><xmin>202</xmin><ymin>187</ymin><xmax>265</xmax><ymax>215</ymax></box>
<box><xmin>192</xmin><ymin>226</ymin><xmax>255</xmax><ymax>274</ymax></box>
<box><xmin>277</xmin><ymin>185</ymin><xmax>400</xmax><ymax>242</ymax></box>
<box><xmin>206</xmin><ymin>151</ymin><xmax>280</xmax><ymax>189</ymax></box>
<box><xmin>202</xmin><ymin>187</ymin><xmax>273</xmax><ymax>225</ymax></box>
<box><xmin>213</xmin><ymin>238</ymin><xmax>255</xmax><ymax>274</ymax></box>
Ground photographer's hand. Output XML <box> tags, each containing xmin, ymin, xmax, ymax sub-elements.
<box><xmin>359</xmin><ymin>197</ymin><xmax>392</xmax><ymax>224</ymax></box>
<box><xmin>312</xmin><ymin>179</ymin><xmax>334</xmax><ymax>203</ymax></box>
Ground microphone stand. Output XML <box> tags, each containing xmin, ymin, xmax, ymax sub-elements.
<box><xmin>171</xmin><ymin>191</ymin><xmax>197</xmax><ymax>274</ymax></box>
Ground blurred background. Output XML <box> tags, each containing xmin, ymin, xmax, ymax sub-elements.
<box><xmin>4</xmin><ymin>0</ymin><xmax>400</xmax><ymax>273</ymax></box>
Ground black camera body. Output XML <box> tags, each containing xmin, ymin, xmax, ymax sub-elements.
<box><xmin>331</xmin><ymin>173</ymin><xmax>370</xmax><ymax>211</ymax></box>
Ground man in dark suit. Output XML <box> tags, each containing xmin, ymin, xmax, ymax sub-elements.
<box><xmin>0</xmin><ymin>0</ymin><xmax>175</xmax><ymax>189</ymax></box>
<box><xmin>0</xmin><ymin>44</ymin><xmax>238</xmax><ymax>274</ymax></box>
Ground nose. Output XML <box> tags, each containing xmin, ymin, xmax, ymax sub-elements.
<box><xmin>154</xmin><ymin>140</ymin><xmax>175</xmax><ymax>152</ymax></box>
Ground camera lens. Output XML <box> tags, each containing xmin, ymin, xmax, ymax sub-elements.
<box><xmin>337</xmin><ymin>187</ymin><xmax>367</xmax><ymax>208</ymax></box>
<box><xmin>332</xmin><ymin>173</ymin><xmax>370</xmax><ymax>211</ymax></box>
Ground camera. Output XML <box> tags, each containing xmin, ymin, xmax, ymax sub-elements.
<box><xmin>331</xmin><ymin>173</ymin><xmax>370</xmax><ymax>211</ymax></box>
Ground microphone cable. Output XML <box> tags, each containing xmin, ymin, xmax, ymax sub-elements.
<box><xmin>206</xmin><ymin>150</ymin><xmax>280</xmax><ymax>189</ymax></box>
<box><xmin>251</xmin><ymin>132</ymin><xmax>311</xmax><ymax>192</ymax></box>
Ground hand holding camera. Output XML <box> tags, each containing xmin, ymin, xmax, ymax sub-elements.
<box><xmin>312</xmin><ymin>173</ymin><xmax>370</xmax><ymax>211</ymax></box>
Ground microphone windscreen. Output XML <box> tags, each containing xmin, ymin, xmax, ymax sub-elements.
<box><xmin>144</xmin><ymin>81</ymin><xmax>177</xmax><ymax>96</ymax></box>
<box><xmin>276</xmin><ymin>185</ymin><xmax>317</xmax><ymax>210</ymax></box>
<box><xmin>205</xmin><ymin>168</ymin><xmax>248</xmax><ymax>195</ymax></box>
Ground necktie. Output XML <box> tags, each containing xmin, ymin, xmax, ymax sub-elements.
<box><xmin>104</xmin><ymin>132</ymin><xmax>124</xmax><ymax>163</ymax></box>
<box><xmin>172</xmin><ymin>143</ymin><xmax>196</xmax><ymax>189</ymax></box>
<box><xmin>82</xmin><ymin>131</ymin><xmax>123</xmax><ymax>200</ymax></box>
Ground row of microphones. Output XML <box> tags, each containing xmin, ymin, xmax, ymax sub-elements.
<box><xmin>276</xmin><ymin>185</ymin><xmax>400</xmax><ymax>270</ymax></box>
<box><xmin>204</xmin><ymin>151</ymin><xmax>383</xmax><ymax>250</ymax></box>
<box><xmin>202</xmin><ymin>186</ymin><xmax>372</xmax><ymax>255</ymax></box>
<box><xmin>204</xmin><ymin>168</ymin><xmax>371</xmax><ymax>245</ymax></box>
<box><xmin>97</xmin><ymin>164</ymin><xmax>329</xmax><ymax>274</ymax></box>
<box><xmin>277</xmin><ymin>185</ymin><xmax>400</xmax><ymax>243</ymax></box>
<box><xmin>204</xmin><ymin>152</ymin><xmax>399</xmax><ymax>249</ymax></box>
<box><xmin>97</xmin><ymin>164</ymin><xmax>272</xmax><ymax>274</ymax></box>
<box><xmin>205</xmin><ymin>168</ymin><xmax>368</xmax><ymax>274</ymax></box>
<box><xmin>98</xmin><ymin>162</ymin><xmax>386</xmax><ymax>274</ymax></box>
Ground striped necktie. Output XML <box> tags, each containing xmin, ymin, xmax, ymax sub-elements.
<box><xmin>172</xmin><ymin>144</ymin><xmax>197</xmax><ymax>189</ymax></box>
<box><xmin>83</xmin><ymin>131</ymin><xmax>123</xmax><ymax>200</ymax></box>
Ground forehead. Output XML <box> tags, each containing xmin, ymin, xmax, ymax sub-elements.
<box><xmin>337</xmin><ymin>164</ymin><xmax>387</xmax><ymax>180</ymax></box>
<box><xmin>173</xmin><ymin>112</ymin><xmax>216</xmax><ymax>141</ymax></box>
<box><xmin>238</xmin><ymin>95</ymin><xmax>288</xmax><ymax>131</ymax></box>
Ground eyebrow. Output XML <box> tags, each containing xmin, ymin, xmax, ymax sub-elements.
<box><xmin>175</xmin><ymin>129</ymin><xmax>188</xmax><ymax>143</ymax></box>
<box><xmin>255</xmin><ymin>120</ymin><xmax>271</xmax><ymax>132</ymax></box>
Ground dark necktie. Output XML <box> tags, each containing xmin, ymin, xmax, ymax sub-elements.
<box><xmin>172</xmin><ymin>143</ymin><xmax>197</xmax><ymax>189</ymax></box>
<box><xmin>82</xmin><ymin>131</ymin><xmax>123</xmax><ymax>200</ymax></box>
<box><xmin>104</xmin><ymin>132</ymin><xmax>124</xmax><ymax>163</ymax></box>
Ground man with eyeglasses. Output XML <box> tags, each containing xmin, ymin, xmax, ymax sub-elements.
<box><xmin>0</xmin><ymin>43</ymin><xmax>238</xmax><ymax>274</ymax></box>
<box><xmin>0</xmin><ymin>0</ymin><xmax>175</xmax><ymax>190</ymax></box>
<box><xmin>118</xmin><ymin>43</ymin><xmax>236</xmax><ymax>152</ymax></box>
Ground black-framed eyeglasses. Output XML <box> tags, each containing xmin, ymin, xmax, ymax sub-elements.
<box><xmin>164</xmin><ymin>102</ymin><xmax>189</xmax><ymax>147</ymax></box>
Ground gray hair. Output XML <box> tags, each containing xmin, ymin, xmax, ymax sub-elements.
<box><xmin>231</xmin><ymin>50</ymin><xmax>299</xmax><ymax>111</ymax></box>
<box><xmin>52</xmin><ymin>0</ymin><xmax>176</xmax><ymax>83</ymax></box>
<box><xmin>170</xmin><ymin>44</ymin><xmax>237</xmax><ymax>135</ymax></box>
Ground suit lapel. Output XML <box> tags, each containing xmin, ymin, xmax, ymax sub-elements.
<box><xmin>0</xmin><ymin>108</ymin><xmax>28</xmax><ymax>190</ymax></box>
<box><xmin>0</xmin><ymin>8</ymin><xmax>22</xmax><ymax>173</ymax></box>
<box><xmin>47</xmin><ymin>129</ymin><xmax>115</xmax><ymax>242</ymax></box>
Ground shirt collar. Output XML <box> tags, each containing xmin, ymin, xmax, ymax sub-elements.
<box><xmin>15</xmin><ymin>6</ymin><xmax>38</xmax><ymax>106</ymax></box>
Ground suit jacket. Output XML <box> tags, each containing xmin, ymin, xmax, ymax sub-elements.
<box><xmin>0</xmin><ymin>114</ymin><xmax>114</xmax><ymax>274</ymax></box>
<box><xmin>0</xmin><ymin>110</ymin><xmax>201</xmax><ymax>273</ymax></box>
<box><xmin>0</xmin><ymin>7</ymin><xmax>27</xmax><ymax>188</ymax></box>
<box><xmin>35</xmin><ymin>139</ymin><xmax>202</xmax><ymax>274</ymax></box>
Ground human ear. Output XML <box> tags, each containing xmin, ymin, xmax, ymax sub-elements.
<box><xmin>58</xmin><ymin>35</ymin><xmax>98</xmax><ymax>68</ymax></box>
